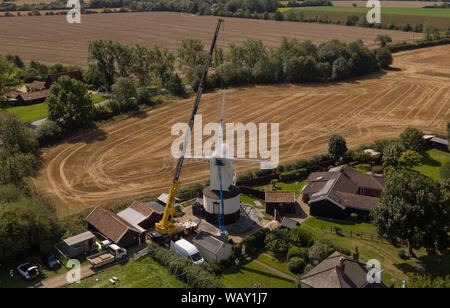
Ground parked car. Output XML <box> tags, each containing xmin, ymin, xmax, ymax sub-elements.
<box><xmin>42</xmin><ymin>255</ymin><xmax>61</xmax><ymax>270</ymax></box>
<box><xmin>17</xmin><ymin>263</ymin><xmax>40</xmax><ymax>280</ymax></box>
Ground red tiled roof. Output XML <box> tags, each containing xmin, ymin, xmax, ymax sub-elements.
<box><xmin>130</xmin><ymin>201</ymin><xmax>153</xmax><ymax>217</ymax></box>
<box><xmin>28</xmin><ymin>80</ymin><xmax>46</xmax><ymax>91</ymax></box>
<box><xmin>265</xmin><ymin>191</ymin><xmax>295</xmax><ymax>203</ymax></box>
<box><xmin>18</xmin><ymin>89</ymin><xmax>49</xmax><ymax>101</ymax></box>
<box><xmin>85</xmin><ymin>207</ymin><xmax>142</xmax><ymax>243</ymax></box>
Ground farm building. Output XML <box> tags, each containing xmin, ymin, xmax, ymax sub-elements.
<box><xmin>265</xmin><ymin>191</ymin><xmax>295</xmax><ymax>216</ymax></box>
<box><xmin>45</xmin><ymin>70</ymin><xmax>83</xmax><ymax>88</ymax></box>
<box><xmin>62</xmin><ymin>231</ymin><xmax>96</xmax><ymax>258</ymax></box>
<box><xmin>117</xmin><ymin>201</ymin><xmax>163</xmax><ymax>230</ymax></box>
<box><xmin>424</xmin><ymin>135</ymin><xmax>449</xmax><ymax>152</ymax></box>
<box><xmin>27</xmin><ymin>80</ymin><xmax>46</xmax><ymax>92</ymax></box>
<box><xmin>16</xmin><ymin>89</ymin><xmax>50</xmax><ymax>105</ymax></box>
<box><xmin>302</xmin><ymin>165</ymin><xmax>384</xmax><ymax>220</ymax></box>
<box><xmin>300</xmin><ymin>251</ymin><xmax>387</xmax><ymax>288</ymax></box>
<box><xmin>192</xmin><ymin>231</ymin><xmax>233</xmax><ymax>264</ymax></box>
<box><xmin>86</xmin><ymin>207</ymin><xmax>145</xmax><ymax>248</ymax></box>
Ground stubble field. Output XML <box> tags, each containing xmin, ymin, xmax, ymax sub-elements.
<box><xmin>34</xmin><ymin>45</ymin><xmax>450</xmax><ymax>213</ymax></box>
<box><xmin>0</xmin><ymin>11</ymin><xmax>419</xmax><ymax>68</ymax></box>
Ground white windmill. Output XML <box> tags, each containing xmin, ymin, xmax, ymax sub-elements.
<box><xmin>189</xmin><ymin>90</ymin><xmax>273</xmax><ymax>239</ymax></box>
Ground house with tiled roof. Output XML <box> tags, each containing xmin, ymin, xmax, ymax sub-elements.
<box><xmin>85</xmin><ymin>206</ymin><xmax>145</xmax><ymax>248</ymax></box>
<box><xmin>45</xmin><ymin>71</ymin><xmax>83</xmax><ymax>89</ymax></box>
<box><xmin>265</xmin><ymin>191</ymin><xmax>296</xmax><ymax>216</ymax></box>
<box><xmin>300</xmin><ymin>251</ymin><xmax>387</xmax><ymax>288</ymax></box>
<box><xmin>301</xmin><ymin>165</ymin><xmax>384</xmax><ymax>220</ymax></box>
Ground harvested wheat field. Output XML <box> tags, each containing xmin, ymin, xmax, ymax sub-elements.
<box><xmin>0</xmin><ymin>12</ymin><xmax>419</xmax><ymax>68</ymax></box>
<box><xmin>34</xmin><ymin>45</ymin><xmax>450</xmax><ymax>214</ymax></box>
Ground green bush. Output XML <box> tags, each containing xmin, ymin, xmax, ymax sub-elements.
<box><xmin>287</xmin><ymin>246</ymin><xmax>309</xmax><ymax>262</ymax></box>
<box><xmin>290</xmin><ymin>227</ymin><xmax>314</xmax><ymax>248</ymax></box>
<box><xmin>288</xmin><ymin>257</ymin><xmax>306</xmax><ymax>274</ymax></box>
<box><xmin>279</xmin><ymin>168</ymin><xmax>308</xmax><ymax>182</ymax></box>
<box><xmin>240</xmin><ymin>228</ymin><xmax>269</xmax><ymax>255</ymax></box>
<box><xmin>265</xmin><ymin>228</ymin><xmax>291</xmax><ymax>258</ymax></box>
<box><xmin>176</xmin><ymin>183</ymin><xmax>205</xmax><ymax>200</ymax></box>
<box><xmin>303</xmin><ymin>263</ymin><xmax>314</xmax><ymax>275</ymax></box>
<box><xmin>147</xmin><ymin>243</ymin><xmax>223</xmax><ymax>288</ymax></box>
<box><xmin>36</xmin><ymin>120</ymin><xmax>64</xmax><ymax>145</ymax></box>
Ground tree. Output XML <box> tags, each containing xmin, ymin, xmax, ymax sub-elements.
<box><xmin>0</xmin><ymin>198</ymin><xmax>61</xmax><ymax>262</ymax></box>
<box><xmin>88</xmin><ymin>40</ymin><xmax>116</xmax><ymax>88</ymax></box>
<box><xmin>0</xmin><ymin>113</ymin><xmax>38</xmax><ymax>155</ymax></box>
<box><xmin>328</xmin><ymin>134</ymin><xmax>348</xmax><ymax>158</ymax></box>
<box><xmin>406</xmin><ymin>273</ymin><xmax>450</xmax><ymax>288</ymax></box>
<box><xmin>331</xmin><ymin>57</ymin><xmax>351</xmax><ymax>80</ymax></box>
<box><xmin>264</xmin><ymin>228</ymin><xmax>291</xmax><ymax>258</ymax></box>
<box><xmin>382</xmin><ymin>141</ymin><xmax>404</xmax><ymax>166</ymax></box>
<box><xmin>47</xmin><ymin>76</ymin><xmax>94</xmax><ymax>130</ymax></box>
<box><xmin>0</xmin><ymin>54</ymin><xmax>16</xmax><ymax>96</ymax></box>
<box><xmin>375</xmin><ymin>34</ymin><xmax>392</xmax><ymax>47</ymax></box>
<box><xmin>272</xmin><ymin>10</ymin><xmax>284</xmax><ymax>21</ymax></box>
<box><xmin>177</xmin><ymin>38</ymin><xmax>206</xmax><ymax>83</ymax></box>
<box><xmin>375</xmin><ymin>47</ymin><xmax>393</xmax><ymax>69</ymax></box>
<box><xmin>399</xmin><ymin>127</ymin><xmax>426</xmax><ymax>154</ymax></box>
<box><xmin>167</xmin><ymin>73</ymin><xmax>185</xmax><ymax>96</ymax></box>
<box><xmin>112</xmin><ymin>77</ymin><xmax>136</xmax><ymax>106</ymax></box>
<box><xmin>398</xmin><ymin>150</ymin><xmax>422</xmax><ymax>169</ymax></box>
<box><xmin>371</xmin><ymin>169</ymin><xmax>449</xmax><ymax>255</ymax></box>
<box><xmin>151</xmin><ymin>46</ymin><xmax>175</xmax><ymax>87</ymax></box>
<box><xmin>132</xmin><ymin>44</ymin><xmax>153</xmax><ymax>86</ymax></box>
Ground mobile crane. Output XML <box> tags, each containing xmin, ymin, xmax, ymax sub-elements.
<box><xmin>150</xmin><ymin>19</ymin><xmax>223</xmax><ymax>243</ymax></box>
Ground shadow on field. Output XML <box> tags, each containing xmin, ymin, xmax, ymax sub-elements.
<box><xmin>66</xmin><ymin>128</ymin><xmax>107</xmax><ymax>145</ymax></box>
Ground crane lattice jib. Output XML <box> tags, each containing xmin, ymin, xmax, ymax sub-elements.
<box><xmin>157</xmin><ymin>19</ymin><xmax>223</xmax><ymax>234</ymax></box>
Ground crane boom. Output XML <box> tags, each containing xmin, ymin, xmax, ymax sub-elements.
<box><xmin>154</xmin><ymin>19</ymin><xmax>223</xmax><ymax>237</ymax></box>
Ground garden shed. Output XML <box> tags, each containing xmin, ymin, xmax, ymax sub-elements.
<box><xmin>62</xmin><ymin>231</ymin><xmax>96</xmax><ymax>258</ymax></box>
<box><xmin>193</xmin><ymin>231</ymin><xmax>233</xmax><ymax>264</ymax></box>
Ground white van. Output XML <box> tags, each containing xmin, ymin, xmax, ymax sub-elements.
<box><xmin>170</xmin><ymin>239</ymin><xmax>204</xmax><ymax>264</ymax></box>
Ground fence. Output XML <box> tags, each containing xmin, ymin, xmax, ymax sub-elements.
<box><xmin>133</xmin><ymin>246</ymin><xmax>149</xmax><ymax>261</ymax></box>
<box><xmin>320</xmin><ymin>225</ymin><xmax>390</xmax><ymax>245</ymax></box>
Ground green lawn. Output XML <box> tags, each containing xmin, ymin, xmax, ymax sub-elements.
<box><xmin>240</xmin><ymin>194</ymin><xmax>265</xmax><ymax>209</ymax></box>
<box><xmin>256</xmin><ymin>253</ymin><xmax>293</xmax><ymax>277</ymax></box>
<box><xmin>2</xmin><ymin>103</ymin><xmax>48</xmax><ymax>123</ymax></box>
<box><xmin>353</xmin><ymin>163</ymin><xmax>371</xmax><ymax>174</ymax></box>
<box><xmin>301</xmin><ymin>217</ymin><xmax>450</xmax><ymax>286</ymax></box>
<box><xmin>65</xmin><ymin>257</ymin><xmax>186</xmax><ymax>288</ymax></box>
<box><xmin>413</xmin><ymin>149</ymin><xmax>450</xmax><ymax>181</ymax></box>
<box><xmin>222</xmin><ymin>259</ymin><xmax>295</xmax><ymax>288</ymax></box>
<box><xmin>91</xmin><ymin>94</ymin><xmax>109</xmax><ymax>104</ymax></box>
<box><xmin>255</xmin><ymin>180</ymin><xmax>306</xmax><ymax>197</ymax></box>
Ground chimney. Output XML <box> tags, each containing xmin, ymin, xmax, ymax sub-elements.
<box><xmin>337</xmin><ymin>256</ymin><xmax>346</xmax><ymax>273</ymax></box>
<box><xmin>353</xmin><ymin>246</ymin><xmax>360</xmax><ymax>262</ymax></box>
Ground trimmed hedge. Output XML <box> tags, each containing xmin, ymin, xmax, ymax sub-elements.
<box><xmin>147</xmin><ymin>243</ymin><xmax>223</xmax><ymax>288</ymax></box>
<box><xmin>388</xmin><ymin>38</ymin><xmax>450</xmax><ymax>53</ymax></box>
<box><xmin>279</xmin><ymin>168</ymin><xmax>308</xmax><ymax>182</ymax></box>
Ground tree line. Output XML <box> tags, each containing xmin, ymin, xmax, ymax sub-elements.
<box><xmin>86</xmin><ymin>37</ymin><xmax>391</xmax><ymax>92</ymax></box>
